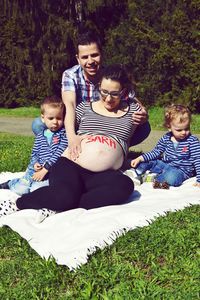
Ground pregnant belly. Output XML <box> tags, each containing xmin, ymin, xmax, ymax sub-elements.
<box><xmin>63</xmin><ymin>135</ymin><xmax>124</xmax><ymax>172</ymax></box>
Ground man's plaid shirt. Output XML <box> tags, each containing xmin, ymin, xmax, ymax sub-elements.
<box><xmin>61</xmin><ymin>65</ymin><xmax>100</xmax><ymax>105</ymax></box>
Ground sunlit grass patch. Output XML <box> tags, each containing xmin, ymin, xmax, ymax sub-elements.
<box><xmin>1</xmin><ymin>205</ymin><xmax>199</xmax><ymax>299</ymax></box>
<box><xmin>0</xmin><ymin>133</ymin><xmax>34</xmax><ymax>172</ymax></box>
<box><xmin>0</xmin><ymin>107</ymin><xmax>40</xmax><ymax>118</ymax></box>
<box><xmin>148</xmin><ymin>106</ymin><xmax>200</xmax><ymax>133</ymax></box>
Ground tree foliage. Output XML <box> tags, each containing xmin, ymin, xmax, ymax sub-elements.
<box><xmin>0</xmin><ymin>0</ymin><xmax>199</xmax><ymax>111</ymax></box>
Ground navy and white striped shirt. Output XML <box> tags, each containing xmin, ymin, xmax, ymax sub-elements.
<box><xmin>30</xmin><ymin>127</ymin><xmax>68</xmax><ymax>169</ymax></box>
<box><xmin>142</xmin><ymin>132</ymin><xmax>200</xmax><ymax>182</ymax></box>
<box><xmin>75</xmin><ymin>100</ymin><xmax>141</xmax><ymax>154</ymax></box>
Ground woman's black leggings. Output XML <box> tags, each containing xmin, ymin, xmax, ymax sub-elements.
<box><xmin>16</xmin><ymin>157</ymin><xmax>134</xmax><ymax>211</ymax></box>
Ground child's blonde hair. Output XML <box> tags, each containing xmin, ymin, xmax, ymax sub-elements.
<box><xmin>41</xmin><ymin>95</ymin><xmax>65</xmax><ymax>115</ymax></box>
<box><xmin>164</xmin><ymin>104</ymin><xmax>191</xmax><ymax>128</ymax></box>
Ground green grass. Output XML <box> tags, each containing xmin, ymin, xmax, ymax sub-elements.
<box><xmin>1</xmin><ymin>204</ymin><xmax>199</xmax><ymax>299</ymax></box>
<box><xmin>0</xmin><ymin>106</ymin><xmax>199</xmax><ymax>133</ymax></box>
<box><xmin>0</xmin><ymin>133</ymin><xmax>34</xmax><ymax>172</ymax></box>
<box><xmin>148</xmin><ymin>107</ymin><xmax>200</xmax><ymax>133</ymax></box>
<box><xmin>0</xmin><ymin>107</ymin><xmax>40</xmax><ymax>118</ymax></box>
<box><xmin>0</xmin><ymin>132</ymin><xmax>199</xmax><ymax>299</ymax></box>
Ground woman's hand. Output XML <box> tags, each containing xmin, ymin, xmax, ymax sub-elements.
<box><xmin>32</xmin><ymin>168</ymin><xmax>48</xmax><ymax>181</ymax></box>
<box><xmin>131</xmin><ymin>156</ymin><xmax>144</xmax><ymax>168</ymax></box>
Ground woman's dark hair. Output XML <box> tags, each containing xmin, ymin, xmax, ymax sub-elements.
<box><xmin>99</xmin><ymin>64</ymin><xmax>133</xmax><ymax>92</ymax></box>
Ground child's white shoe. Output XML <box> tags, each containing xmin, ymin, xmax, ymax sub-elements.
<box><xmin>123</xmin><ymin>169</ymin><xmax>142</xmax><ymax>185</ymax></box>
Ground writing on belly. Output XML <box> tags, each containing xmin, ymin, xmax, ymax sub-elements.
<box><xmin>85</xmin><ymin>135</ymin><xmax>116</xmax><ymax>149</ymax></box>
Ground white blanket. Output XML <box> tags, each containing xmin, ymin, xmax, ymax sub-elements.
<box><xmin>0</xmin><ymin>172</ymin><xmax>199</xmax><ymax>270</ymax></box>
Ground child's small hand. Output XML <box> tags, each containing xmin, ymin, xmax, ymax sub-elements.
<box><xmin>193</xmin><ymin>182</ymin><xmax>200</xmax><ymax>187</ymax></box>
<box><xmin>131</xmin><ymin>156</ymin><xmax>144</xmax><ymax>168</ymax></box>
<box><xmin>32</xmin><ymin>168</ymin><xmax>48</xmax><ymax>181</ymax></box>
<box><xmin>34</xmin><ymin>162</ymin><xmax>42</xmax><ymax>171</ymax></box>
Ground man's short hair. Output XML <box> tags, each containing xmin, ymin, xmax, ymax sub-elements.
<box><xmin>76</xmin><ymin>29</ymin><xmax>102</xmax><ymax>53</ymax></box>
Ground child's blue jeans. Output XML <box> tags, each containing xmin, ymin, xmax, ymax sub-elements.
<box><xmin>8</xmin><ymin>163</ymin><xmax>49</xmax><ymax>195</ymax></box>
<box><xmin>136</xmin><ymin>160</ymin><xmax>188</xmax><ymax>186</ymax></box>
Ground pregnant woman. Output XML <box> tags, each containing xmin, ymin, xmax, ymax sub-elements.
<box><xmin>0</xmin><ymin>64</ymin><xmax>141</xmax><ymax>218</ymax></box>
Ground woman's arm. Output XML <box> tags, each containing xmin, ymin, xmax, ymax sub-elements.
<box><xmin>130</xmin><ymin>121</ymin><xmax>151</xmax><ymax>146</ymax></box>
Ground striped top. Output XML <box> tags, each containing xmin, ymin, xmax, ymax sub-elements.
<box><xmin>142</xmin><ymin>132</ymin><xmax>200</xmax><ymax>182</ymax></box>
<box><xmin>75</xmin><ymin>100</ymin><xmax>141</xmax><ymax>154</ymax></box>
<box><xmin>29</xmin><ymin>127</ymin><xmax>68</xmax><ymax>169</ymax></box>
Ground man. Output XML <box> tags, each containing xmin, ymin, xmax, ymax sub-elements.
<box><xmin>32</xmin><ymin>30</ymin><xmax>150</xmax><ymax>158</ymax></box>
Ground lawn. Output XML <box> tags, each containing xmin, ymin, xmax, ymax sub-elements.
<box><xmin>0</xmin><ymin>106</ymin><xmax>200</xmax><ymax>133</ymax></box>
<box><xmin>0</xmin><ymin>109</ymin><xmax>200</xmax><ymax>299</ymax></box>
<box><xmin>0</xmin><ymin>107</ymin><xmax>40</xmax><ymax>118</ymax></box>
<box><xmin>148</xmin><ymin>107</ymin><xmax>200</xmax><ymax>133</ymax></box>
<box><xmin>0</xmin><ymin>204</ymin><xmax>199</xmax><ymax>299</ymax></box>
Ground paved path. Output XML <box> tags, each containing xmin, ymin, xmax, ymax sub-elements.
<box><xmin>0</xmin><ymin>116</ymin><xmax>199</xmax><ymax>152</ymax></box>
<box><xmin>0</xmin><ymin>116</ymin><xmax>34</xmax><ymax>137</ymax></box>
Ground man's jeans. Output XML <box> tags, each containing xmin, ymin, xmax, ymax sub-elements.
<box><xmin>136</xmin><ymin>160</ymin><xmax>188</xmax><ymax>186</ymax></box>
<box><xmin>8</xmin><ymin>163</ymin><xmax>49</xmax><ymax>195</ymax></box>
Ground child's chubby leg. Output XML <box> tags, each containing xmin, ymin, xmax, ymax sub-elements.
<box><xmin>155</xmin><ymin>166</ymin><xmax>186</xmax><ymax>187</ymax></box>
<box><xmin>30</xmin><ymin>179</ymin><xmax>49</xmax><ymax>192</ymax></box>
<box><xmin>0</xmin><ymin>166</ymin><xmax>34</xmax><ymax>196</ymax></box>
<box><xmin>8</xmin><ymin>178</ymin><xmax>31</xmax><ymax>195</ymax></box>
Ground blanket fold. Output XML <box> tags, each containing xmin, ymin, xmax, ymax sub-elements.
<box><xmin>0</xmin><ymin>172</ymin><xmax>199</xmax><ymax>270</ymax></box>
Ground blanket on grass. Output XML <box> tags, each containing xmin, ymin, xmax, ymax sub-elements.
<box><xmin>0</xmin><ymin>172</ymin><xmax>199</xmax><ymax>270</ymax></box>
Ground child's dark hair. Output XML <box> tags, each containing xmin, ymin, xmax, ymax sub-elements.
<box><xmin>164</xmin><ymin>104</ymin><xmax>191</xmax><ymax>128</ymax></box>
<box><xmin>99</xmin><ymin>64</ymin><xmax>133</xmax><ymax>92</ymax></box>
<box><xmin>76</xmin><ymin>29</ymin><xmax>102</xmax><ymax>53</ymax></box>
<box><xmin>41</xmin><ymin>95</ymin><xmax>65</xmax><ymax>115</ymax></box>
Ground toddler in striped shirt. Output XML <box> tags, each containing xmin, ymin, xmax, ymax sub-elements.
<box><xmin>0</xmin><ymin>95</ymin><xmax>68</xmax><ymax>195</ymax></box>
<box><xmin>130</xmin><ymin>104</ymin><xmax>200</xmax><ymax>189</ymax></box>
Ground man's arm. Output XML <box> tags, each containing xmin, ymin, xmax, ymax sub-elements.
<box><xmin>130</xmin><ymin>121</ymin><xmax>151</xmax><ymax>146</ymax></box>
<box><xmin>62</xmin><ymin>90</ymin><xmax>82</xmax><ymax>158</ymax></box>
<box><xmin>130</xmin><ymin>97</ymin><xmax>151</xmax><ymax>146</ymax></box>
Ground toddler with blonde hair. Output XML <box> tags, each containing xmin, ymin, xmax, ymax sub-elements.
<box><xmin>130</xmin><ymin>104</ymin><xmax>200</xmax><ymax>189</ymax></box>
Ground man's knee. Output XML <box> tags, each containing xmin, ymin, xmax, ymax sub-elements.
<box><xmin>130</xmin><ymin>121</ymin><xmax>151</xmax><ymax>146</ymax></box>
